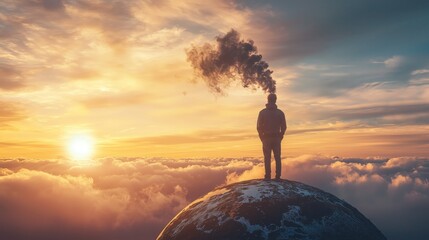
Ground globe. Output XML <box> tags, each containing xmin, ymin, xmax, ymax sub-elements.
<box><xmin>157</xmin><ymin>179</ymin><xmax>386</xmax><ymax>240</ymax></box>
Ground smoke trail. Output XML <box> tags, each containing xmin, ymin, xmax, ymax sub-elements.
<box><xmin>186</xmin><ymin>29</ymin><xmax>276</xmax><ymax>94</ymax></box>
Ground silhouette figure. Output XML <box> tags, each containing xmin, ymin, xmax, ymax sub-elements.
<box><xmin>257</xmin><ymin>93</ymin><xmax>287</xmax><ymax>180</ymax></box>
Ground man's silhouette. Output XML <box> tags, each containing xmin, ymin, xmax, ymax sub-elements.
<box><xmin>257</xmin><ymin>93</ymin><xmax>287</xmax><ymax>180</ymax></box>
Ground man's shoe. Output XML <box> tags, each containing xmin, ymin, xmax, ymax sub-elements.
<box><xmin>275</xmin><ymin>177</ymin><xmax>281</xmax><ymax>180</ymax></box>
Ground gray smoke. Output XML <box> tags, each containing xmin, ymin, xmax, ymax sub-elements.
<box><xmin>186</xmin><ymin>29</ymin><xmax>276</xmax><ymax>94</ymax></box>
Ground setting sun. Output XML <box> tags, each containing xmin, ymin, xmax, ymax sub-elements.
<box><xmin>67</xmin><ymin>134</ymin><xmax>95</xmax><ymax>161</ymax></box>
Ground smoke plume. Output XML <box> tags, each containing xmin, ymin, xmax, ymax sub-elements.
<box><xmin>187</xmin><ymin>29</ymin><xmax>276</xmax><ymax>94</ymax></box>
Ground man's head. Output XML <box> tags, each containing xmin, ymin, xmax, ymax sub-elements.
<box><xmin>267</xmin><ymin>93</ymin><xmax>277</xmax><ymax>104</ymax></box>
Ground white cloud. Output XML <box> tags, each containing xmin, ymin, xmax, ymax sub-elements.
<box><xmin>409</xmin><ymin>78</ymin><xmax>429</xmax><ymax>85</ymax></box>
<box><xmin>371</xmin><ymin>56</ymin><xmax>403</xmax><ymax>69</ymax></box>
<box><xmin>411</xmin><ymin>69</ymin><xmax>429</xmax><ymax>75</ymax></box>
<box><xmin>383</xmin><ymin>56</ymin><xmax>402</xmax><ymax>69</ymax></box>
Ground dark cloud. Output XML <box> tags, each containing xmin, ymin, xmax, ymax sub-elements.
<box><xmin>23</xmin><ymin>0</ymin><xmax>65</xmax><ymax>11</ymax></box>
<box><xmin>42</xmin><ymin>0</ymin><xmax>65</xmax><ymax>11</ymax></box>
<box><xmin>0</xmin><ymin>0</ymin><xmax>69</xmax><ymax>38</ymax></box>
<box><xmin>335</xmin><ymin>103</ymin><xmax>429</xmax><ymax>120</ymax></box>
<box><xmin>299</xmin><ymin>102</ymin><xmax>429</xmax><ymax>126</ymax></box>
<box><xmin>353</xmin><ymin>133</ymin><xmax>429</xmax><ymax>148</ymax></box>
<box><xmin>187</xmin><ymin>29</ymin><xmax>276</xmax><ymax>94</ymax></box>
<box><xmin>254</xmin><ymin>0</ymin><xmax>429</xmax><ymax>60</ymax></box>
<box><xmin>0</xmin><ymin>156</ymin><xmax>427</xmax><ymax>240</ymax></box>
<box><xmin>248</xmin><ymin>0</ymin><xmax>429</xmax><ymax>97</ymax></box>
<box><xmin>69</xmin><ymin>0</ymin><xmax>133</xmax><ymax>19</ymax></box>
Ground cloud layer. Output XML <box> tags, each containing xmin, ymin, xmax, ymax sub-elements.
<box><xmin>0</xmin><ymin>156</ymin><xmax>428</xmax><ymax>240</ymax></box>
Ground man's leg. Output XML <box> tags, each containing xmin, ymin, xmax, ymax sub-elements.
<box><xmin>262</xmin><ymin>139</ymin><xmax>272</xmax><ymax>179</ymax></box>
<box><xmin>273</xmin><ymin>138</ymin><xmax>281</xmax><ymax>179</ymax></box>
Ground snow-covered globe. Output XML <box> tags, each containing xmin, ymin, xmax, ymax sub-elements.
<box><xmin>157</xmin><ymin>179</ymin><xmax>386</xmax><ymax>240</ymax></box>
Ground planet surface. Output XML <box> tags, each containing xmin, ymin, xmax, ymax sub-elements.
<box><xmin>157</xmin><ymin>179</ymin><xmax>386</xmax><ymax>240</ymax></box>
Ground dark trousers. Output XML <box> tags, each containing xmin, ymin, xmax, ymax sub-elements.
<box><xmin>262</xmin><ymin>137</ymin><xmax>281</xmax><ymax>179</ymax></box>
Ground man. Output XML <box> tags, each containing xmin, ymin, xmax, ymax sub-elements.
<box><xmin>257</xmin><ymin>93</ymin><xmax>287</xmax><ymax>180</ymax></box>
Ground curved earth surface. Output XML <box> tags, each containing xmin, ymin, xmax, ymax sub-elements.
<box><xmin>157</xmin><ymin>179</ymin><xmax>386</xmax><ymax>240</ymax></box>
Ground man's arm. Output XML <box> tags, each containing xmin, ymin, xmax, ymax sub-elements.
<box><xmin>257</xmin><ymin>111</ymin><xmax>263</xmax><ymax>141</ymax></box>
<box><xmin>280</xmin><ymin>111</ymin><xmax>287</xmax><ymax>139</ymax></box>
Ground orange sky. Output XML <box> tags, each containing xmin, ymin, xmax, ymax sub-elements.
<box><xmin>1</xmin><ymin>0</ymin><xmax>429</xmax><ymax>159</ymax></box>
<box><xmin>1</xmin><ymin>2</ymin><xmax>429</xmax><ymax>240</ymax></box>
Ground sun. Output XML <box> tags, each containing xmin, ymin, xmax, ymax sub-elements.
<box><xmin>67</xmin><ymin>134</ymin><xmax>94</xmax><ymax>161</ymax></box>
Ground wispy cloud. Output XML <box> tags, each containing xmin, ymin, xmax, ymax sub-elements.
<box><xmin>332</xmin><ymin>103</ymin><xmax>429</xmax><ymax>121</ymax></box>
<box><xmin>382</xmin><ymin>56</ymin><xmax>402</xmax><ymax>69</ymax></box>
<box><xmin>0</xmin><ymin>100</ymin><xmax>25</xmax><ymax>126</ymax></box>
<box><xmin>0</xmin><ymin>64</ymin><xmax>26</xmax><ymax>90</ymax></box>
<box><xmin>79</xmin><ymin>92</ymin><xmax>150</xmax><ymax>109</ymax></box>
<box><xmin>121</xmin><ymin>129</ymin><xmax>255</xmax><ymax>145</ymax></box>
<box><xmin>411</xmin><ymin>69</ymin><xmax>429</xmax><ymax>75</ymax></box>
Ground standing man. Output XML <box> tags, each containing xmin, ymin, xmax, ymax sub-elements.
<box><xmin>257</xmin><ymin>93</ymin><xmax>287</xmax><ymax>180</ymax></box>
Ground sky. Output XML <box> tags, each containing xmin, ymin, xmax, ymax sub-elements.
<box><xmin>1</xmin><ymin>0</ymin><xmax>429</xmax><ymax>239</ymax></box>
<box><xmin>1</xmin><ymin>0</ymin><xmax>428</xmax><ymax>158</ymax></box>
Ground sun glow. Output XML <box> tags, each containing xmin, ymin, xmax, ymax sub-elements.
<box><xmin>67</xmin><ymin>134</ymin><xmax>94</xmax><ymax>161</ymax></box>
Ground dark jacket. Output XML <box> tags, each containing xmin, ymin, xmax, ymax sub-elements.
<box><xmin>257</xmin><ymin>103</ymin><xmax>287</xmax><ymax>140</ymax></box>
